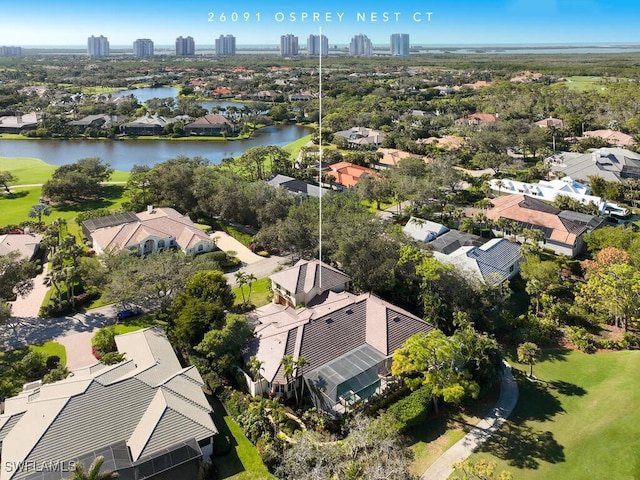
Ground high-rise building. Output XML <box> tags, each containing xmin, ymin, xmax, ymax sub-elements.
<box><xmin>87</xmin><ymin>35</ymin><xmax>109</xmax><ymax>57</ymax></box>
<box><xmin>307</xmin><ymin>34</ymin><xmax>328</xmax><ymax>56</ymax></box>
<box><xmin>0</xmin><ymin>46</ymin><xmax>22</xmax><ymax>57</ymax></box>
<box><xmin>133</xmin><ymin>38</ymin><xmax>154</xmax><ymax>57</ymax></box>
<box><xmin>390</xmin><ymin>33</ymin><xmax>410</xmax><ymax>57</ymax></box>
<box><xmin>175</xmin><ymin>36</ymin><xmax>195</xmax><ymax>56</ymax></box>
<box><xmin>349</xmin><ymin>34</ymin><xmax>372</xmax><ymax>57</ymax></box>
<box><xmin>280</xmin><ymin>34</ymin><xmax>299</xmax><ymax>56</ymax></box>
<box><xmin>215</xmin><ymin>35</ymin><xmax>236</xmax><ymax>55</ymax></box>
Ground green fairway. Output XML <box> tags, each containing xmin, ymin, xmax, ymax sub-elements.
<box><xmin>0</xmin><ymin>157</ymin><xmax>57</xmax><ymax>184</ymax></box>
<box><xmin>464</xmin><ymin>349</ymin><xmax>640</xmax><ymax>479</ymax></box>
<box><xmin>561</xmin><ymin>76</ymin><xmax>612</xmax><ymax>92</ymax></box>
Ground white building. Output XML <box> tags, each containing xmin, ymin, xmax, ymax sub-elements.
<box><xmin>307</xmin><ymin>34</ymin><xmax>328</xmax><ymax>56</ymax></box>
<box><xmin>349</xmin><ymin>34</ymin><xmax>372</xmax><ymax>56</ymax></box>
<box><xmin>280</xmin><ymin>34</ymin><xmax>299</xmax><ymax>56</ymax></box>
<box><xmin>390</xmin><ymin>33</ymin><xmax>409</xmax><ymax>57</ymax></box>
<box><xmin>87</xmin><ymin>35</ymin><xmax>109</xmax><ymax>57</ymax></box>
<box><xmin>490</xmin><ymin>176</ymin><xmax>629</xmax><ymax>216</ymax></box>
<box><xmin>175</xmin><ymin>36</ymin><xmax>195</xmax><ymax>55</ymax></box>
<box><xmin>215</xmin><ymin>34</ymin><xmax>236</xmax><ymax>55</ymax></box>
<box><xmin>133</xmin><ymin>38</ymin><xmax>154</xmax><ymax>57</ymax></box>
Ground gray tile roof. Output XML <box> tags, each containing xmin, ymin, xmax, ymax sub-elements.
<box><xmin>467</xmin><ymin>239</ymin><xmax>522</xmax><ymax>285</ymax></box>
<box><xmin>0</xmin><ymin>327</ymin><xmax>216</xmax><ymax>480</ymax></box>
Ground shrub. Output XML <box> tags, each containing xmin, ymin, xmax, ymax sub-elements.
<box><xmin>46</xmin><ymin>355</ymin><xmax>61</xmax><ymax>370</ymax></box>
<box><xmin>100</xmin><ymin>351</ymin><xmax>126</xmax><ymax>365</ymax></box>
<box><xmin>621</xmin><ymin>332</ymin><xmax>640</xmax><ymax>349</ymax></box>
<box><xmin>91</xmin><ymin>325</ymin><xmax>117</xmax><ymax>357</ymax></box>
<box><xmin>566</xmin><ymin>326</ymin><xmax>596</xmax><ymax>353</ymax></box>
<box><xmin>386</xmin><ymin>385</ymin><xmax>432</xmax><ymax>431</ymax></box>
<box><xmin>43</xmin><ymin>366</ymin><xmax>69</xmax><ymax>384</ymax></box>
<box><xmin>21</xmin><ymin>351</ymin><xmax>48</xmax><ymax>379</ymax></box>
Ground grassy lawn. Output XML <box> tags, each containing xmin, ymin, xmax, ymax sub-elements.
<box><xmin>282</xmin><ymin>133</ymin><xmax>313</xmax><ymax>158</ymax></box>
<box><xmin>407</xmin><ymin>385</ymin><xmax>500</xmax><ymax>476</ymax></box>
<box><xmin>112</xmin><ymin>316</ymin><xmax>159</xmax><ymax>335</ymax></box>
<box><xmin>0</xmin><ymin>157</ymin><xmax>57</xmax><ymax>184</ymax></box>
<box><xmin>0</xmin><ymin>156</ymin><xmax>130</xmax><ymax>227</ymax></box>
<box><xmin>561</xmin><ymin>76</ymin><xmax>613</xmax><ymax>92</ymax></box>
<box><xmin>30</xmin><ymin>340</ymin><xmax>67</xmax><ymax>367</ymax></box>
<box><xmin>210</xmin><ymin>397</ymin><xmax>277</xmax><ymax>480</ymax></box>
<box><xmin>233</xmin><ymin>277</ymin><xmax>271</xmax><ymax>308</ymax></box>
<box><xmin>463</xmin><ymin>348</ymin><xmax>640</xmax><ymax>479</ymax></box>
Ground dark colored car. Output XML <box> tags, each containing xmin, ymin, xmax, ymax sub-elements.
<box><xmin>116</xmin><ymin>307</ymin><xmax>143</xmax><ymax>321</ymax></box>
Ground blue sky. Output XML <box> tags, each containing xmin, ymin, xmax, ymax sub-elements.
<box><xmin>2</xmin><ymin>0</ymin><xmax>640</xmax><ymax>46</ymax></box>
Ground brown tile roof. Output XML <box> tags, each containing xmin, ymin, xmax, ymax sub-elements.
<box><xmin>269</xmin><ymin>259</ymin><xmax>351</xmax><ymax>297</ymax></box>
<box><xmin>484</xmin><ymin>194</ymin><xmax>579</xmax><ymax>245</ymax></box>
<box><xmin>248</xmin><ymin>291</ymin><xmax>434</xmax><ymax>384</ymax></box>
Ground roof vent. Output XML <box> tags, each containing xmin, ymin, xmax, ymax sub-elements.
<box><xmin>325</xmin><ymin>318</ymin><xmax>334</xmax><ymax>324</ymax></box>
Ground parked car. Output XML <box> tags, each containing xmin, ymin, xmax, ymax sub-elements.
<box><xmin>116</xmin><ymin>307</ymin><xmax>143</xmax><ymax>321</ymax></box>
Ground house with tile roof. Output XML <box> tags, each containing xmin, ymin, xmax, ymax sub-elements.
<box><xmin>325</xmin><ymin>162</ymin><xmax>376</xmax><ymax>189</ymax></box>
<box><xmin>376</xmin><ymin>148</ymin><xmax>421</xmax><ymax>169</ymax></box>
<box><xmin>265</xmin><ymin>174</ymin><xmax>327</xmax><ymax>198</ymax></box>
<box><xmin>245</xmin><ymin>273</ymin><xmax>435</xmax><ymax>414</ymax></box>
<box><xmin>455</xmin><ymin>113</ymin><xmax>498</xmax><ymax>126</ymax></box>
<box><xmin>120</xmin><ymin>114</ymin><xmax>180</xmax><ymax>136</ymax></box>
<box><xmin>185</xmin><ymin>114</ymin><xmax>238</xmax><ymax>136</ymax></box>
<box><xmin>403</xmin><ymin>217</ymin><xmax>449</xmax><ymax>243</ymax></box>
<box><xmin>433</xmin><ymin>238</ymin><xmax>522</xmax><ymax>286</ymax></box>
<box><xmin>534</xmin><ymin>117</ymin><xmax>566</xmax><ymax>128</ymax></box>
<box><xmin>0</xmin><ymin>327</ymin><xmax>217</xmax><ymax>480</ymax></box>
<box><xmin>546</xmin><ymin>147</ymin><xmax>640</xmax><ymax>182</ymax></box>
<box><xmin>333</xmin><ymin>127</ymin><xmax>386</xmax><ymax>149</ymax></box>
<box><xmin>481</xmin><ymin>194</ymin><xmax>604</xmax><ymax>257</ymax></box>
<box><xmin>489</xmin><ymin>176</ymin><xmax>629</xmax><ymax>216</ymax></box>
<box><xmin>269</xmin><ymin>259</ymin><xmax>351</xmax><ymax>308</ymax></box>
<box><xmin>0</xmin><ymin>233</ymin><xmax>42</xmax><ymax>261</ymax></box>
<box><xmin>83</xmin><ymin>206</ymin><xmax>214</xmax><ymax>256</ymax></box>
<box><xmin>582</xmin><ymin>129</ymin><xmax>635</xmax><ymax>147</ymax></box>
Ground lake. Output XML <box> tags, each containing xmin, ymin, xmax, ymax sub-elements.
<box><xmin>0</xmin><ymin>125</ymin><xmax>311</xmax><ymax>171</ymax></box>
<box><xmin>111</xmin><ymin>87</ymin><xmax>249</xmax><ymax>112</ymax></box>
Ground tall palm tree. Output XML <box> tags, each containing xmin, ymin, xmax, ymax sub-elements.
<box><xmin>27</xmin><ymin>202</ymin><xmax>51</xmax><ymax>227</ymax></box>
<box><xmin>247</xmin><ymin>355</ymin><xmax>264</xmax><ymax>383</ymax></box>
<box><xmin>517</xmin><ymin>342</ymin><xmax>540</xmax><ymax>377</ymax></box>
<box><xmin>295</xmin><ymin>356</ymin><xmax>308</xmax><ymax>405</ymax></box>
<box><xmin>280</xmin><ymin>354</ymin><xmax>297</xmax><ymax>403</ymax></box>
<box><xmin>68</xmin><ymin>456</ymin><xmax>118</xmax><ymax>480</ymax></box>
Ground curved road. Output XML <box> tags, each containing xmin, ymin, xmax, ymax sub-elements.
<box><xmin>420</xmin><ymin>361</ymin><xmax>519</xmax><ymax>480</ymax></box>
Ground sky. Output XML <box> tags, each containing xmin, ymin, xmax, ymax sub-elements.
<box><xmin>2</xmin><ymin>0</ymin><xmax>640</xmax><ymax>47</ymax></box>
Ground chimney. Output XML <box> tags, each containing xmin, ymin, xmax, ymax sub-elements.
<box><xmin>591</xmin><ymin>153</ymin><xmax>599</xmax><ymax>163</ymax></box>
<box><xmin>147</xmin><ymin>205</ymin><xmax>154</xmax><ymax>213</ymax></box>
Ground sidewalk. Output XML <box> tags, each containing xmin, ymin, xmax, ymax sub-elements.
<box><xmin>420</xmin><ymin>361</ymin><xmax>519</xmax><ymax>480</ymax></box>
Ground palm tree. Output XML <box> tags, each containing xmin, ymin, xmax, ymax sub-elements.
<box><xmin>517</xmin><ymin>342</ymin><xmax>540</xmax><ymax>377</ymax></box>
<box><xmin>68</xmin><ymin>455</ymin><xmax>118</xmax><ymax>480</ymax></box>
<box><xmin>247</xmin><ymin>355</ymin><xmax>264</xmax><ymax>383</ymax></box>
<box><xmin>280</xmin><ymin>354</ymin><xmax>297</xmax><ymax>404</ymax></box>
<box><xmin>235</xmin><ymin>271</ymin><xmax>248</xmax><ymax>306</ymax></box>
<box><xmin>295</xmin><ymin>356</ymin><xmax>308</xmax><ymax>405</ymax></box>
<box><xmin>28</xmin><ymin>202</ymin><xmax>51</xmax><ymax>227</ymax></box>
<box><xmin>245</xmin><ymin>273</ymin><xmax>257</xmax><ymax>306</ymax></box>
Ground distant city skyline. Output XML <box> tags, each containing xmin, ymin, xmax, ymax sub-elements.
<box><xmin>2</xmin><ymin>0</ymin><xmax>640</xmax><ymax>46</ymax></box>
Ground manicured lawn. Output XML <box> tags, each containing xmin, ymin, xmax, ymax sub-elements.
<box><xmin>233</xmin><ymin>277</ymin><xmax>271</xmax><ymax>308</ymax></box>
<box><xmin>30</xmin><ymin>341</ymin><xmax>67</xmax><ymax>367</ymax></box>
<box><xmin>407</xmin><ymin>385</ymin><xmax>499</xmax><ymax>476</ymax></box>
<box><xmin>561</xmin><ymin>76</ymin><xmax>613</xmax><ymax>92</ymax></box>
<box><xmin>210</xmin><ymin>397</ymin><xmax>277</xmax><ymax>480</ymax></box>
<box><xmin>282</xmin><ymin>133</ymin><xmax>313</xmax><ymax>159</ymax></box>
<box><xmin>463</xmin><ymin>348</ymin><xmax>640</xmax><ymax>480</ymax></box>
<box><xmin>0</xmin><ymin>157</ymin><xmax>57</xmax><ymax>184</ymax></box>
<box><xmin>112</xmin><ymin>317</ymin><xmax>158</xmax><ymax>335</ymax></box>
